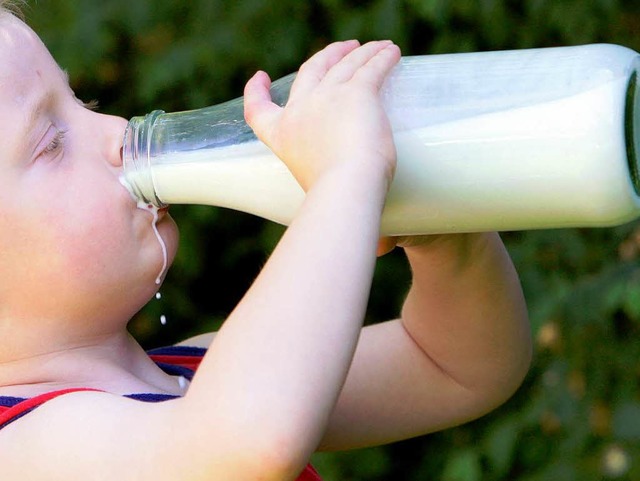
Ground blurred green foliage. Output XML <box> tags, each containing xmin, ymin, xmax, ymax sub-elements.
<box><xmin>23</xmin><ymin>0</ymin><xmax>640</xmax><ymax>479</ymax></box>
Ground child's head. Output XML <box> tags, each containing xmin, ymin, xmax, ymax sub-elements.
<box><xmin>0</xmin><ymin>6</ymin><xmax>178</xmax><ymax>351</ymax></box>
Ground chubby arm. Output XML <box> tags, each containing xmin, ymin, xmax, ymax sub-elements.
<box><xmin>0</xmin><ymin>41</ymin><xmax>401</xmax><ymax>481</ymax></box>
<box><xmin>180</xmin><ymin>40</ymin><xmax>400</xmax><ymax>478</ymax></box>
<box><xmin>176</xmin><ymin>230</ymin><xmax>532</xmax><ymax>453</ymax></box>
<box><xmin>319</xmin><ymin>233</ymin><xmax>532</xmax><ymax>450</ymax></box>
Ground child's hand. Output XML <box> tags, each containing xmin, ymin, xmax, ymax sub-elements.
<box><xmin>244</xmin><ymin>40</ymin><xmax>401</xmax><ymax>192</ymax></box>
<box><xmin>377</xmin><ymin>235</ymin><xmax>438</xmax><ymax>256</ymax></box>
<box><xmin>376</xmin><ymin>234</ymin><xmax>465</xmax><ymax>256</ymax></box>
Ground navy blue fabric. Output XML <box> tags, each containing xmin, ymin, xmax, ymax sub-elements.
<box><xmin>0</xmin><ymin>396</ymin><xmax>26</xmax><ymax>408</ymax></box>
<box><xmin>147</xmin><ymin>345</ymin><xmax>207</xmax><ymax>358</ymax></box>
<box><xmin>125</xmin><ymin>393</ymin><xmax>180</xmax><ymax>402</ymax></box>
<box><xmin>0</xmin><ymin>345</ymin><xmax>205</xmax><ymax>409</ymax></box>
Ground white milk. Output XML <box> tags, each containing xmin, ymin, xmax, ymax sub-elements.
<box><xmin>120</xmin><ymin>176</ymin><xmax>171</xmax><ymax>283</ymax></box>
<box><xmin>136</xmin><ymin>200</ymin><xmax>168</xmax><ymax>283</ymax></box>
<box><xmin>130</xmin><ymin>76</ymin><xmax>639</xmax><ymax>235</ymax></box>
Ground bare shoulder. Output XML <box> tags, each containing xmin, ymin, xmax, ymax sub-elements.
<box><xmin>0</xmin><ymin>390</ymin><xmax>186</xmax><ymax>481</ymax></box>
<box><xmin>175</xmin><ymin>331</ymin><xmax>216</xmax><ymax>348</ymax></box>
<box><xmin>0</xmin><ymin>386</ymin><xmax>290</xmax><ymax>480</ymax></box>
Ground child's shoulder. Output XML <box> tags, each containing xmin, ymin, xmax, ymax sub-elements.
<box><xmin>0</xmin><ymin>387</ymin><xmax>180</xmax><ymax>480</ymax></box>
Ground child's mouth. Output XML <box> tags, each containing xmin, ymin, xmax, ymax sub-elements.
<box><xmin>157</xmin><ymin>205</ymin><xmax>170</xmax><ymax>219</ymax></box>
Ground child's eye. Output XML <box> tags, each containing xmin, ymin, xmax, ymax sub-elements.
<box><xmin>41</xmin><ymin>129</ymin><xmax>67</xmax><ymax>158</ymax></box>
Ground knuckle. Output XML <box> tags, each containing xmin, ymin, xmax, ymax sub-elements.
<box><xmin>243</xmin><ymin>105</ymin><xmax>258</xmax><ymax>127</ymax></box>
<box><xmin>297</xmin><ymin>60</ymin><xmax>316</xmax><ymax>78</ymax></box>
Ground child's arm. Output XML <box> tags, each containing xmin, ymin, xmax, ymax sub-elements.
<box><xmin>177</xmin><ymin>39</ymin><xmax>401</xmax><ymax>477</ymax></box>
<box><xmin>0</xmin><ymin>40</ymin><xmax>402</xmax><ymax>481</ymax></box>
<box><xmin>318</xmin><ymin>232</ymin><xmax>532</xmax><ymax>450</ymax></box>
<box><xmin>176</xmin><ymin>234</ymin><xmax>531</xmax><ymax>452</ymax></box>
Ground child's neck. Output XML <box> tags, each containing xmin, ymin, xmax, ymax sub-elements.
<box><xmin>0</xmin><ymin>330</ymin><xmax>184</xmax><ymax>398</ymax></box>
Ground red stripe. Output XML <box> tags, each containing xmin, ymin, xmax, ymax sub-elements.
<box><xmin>299</xmin><ymin>464</ymin><xmax>323</xmax><ymax>481</ymax></box>
<box><xmin>148</xmin><ymin>354</ymin><xmax>203</xmax><ymax>372</ymax></box>
<box><xmin>0</xmin><ymin>388</ymin><xmax>101</xmax><ymax>427</ymax></box>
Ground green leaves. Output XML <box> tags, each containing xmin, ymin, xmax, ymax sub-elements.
<box><xmin>612</xmin><ymin>402</ymin><xmax>640</xmax><ymax>441</ymax></box>
<box><xmin>483</xmin><ymin>416</ymin><xmax>519</xmax><ymax>478</ymax></box>
<box><xmin>442</xmin><ymin>449</ymin><xmax>482</xmax><ymax>481</ymax></box>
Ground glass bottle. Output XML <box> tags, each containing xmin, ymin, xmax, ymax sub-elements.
<box><xmin>122</xmin><ymin>43</ymin><xmax>640</xmax><ymax>235</ymax></box>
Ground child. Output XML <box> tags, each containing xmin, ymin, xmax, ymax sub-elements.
<box><xmin>0</xmin><ymin>3</ymin><xmax>532</xmax><ymax>480</ymax></box>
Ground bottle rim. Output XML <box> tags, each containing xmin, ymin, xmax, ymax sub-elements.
<box><xmin>122</xmin><ymin>110</ymin><xmax>167</xmax><ymax>207</ymax></box>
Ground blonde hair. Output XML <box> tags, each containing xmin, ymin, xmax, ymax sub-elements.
<box><xmin>0</xmin><ymin>0</ymin><xmax>25</xmax><ymax>18</ymax></box>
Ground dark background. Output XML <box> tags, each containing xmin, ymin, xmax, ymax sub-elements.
<box><xmin>23</xmin><ymin>1</ymin><xmax>640</xmax><ymax>479</ymax></box>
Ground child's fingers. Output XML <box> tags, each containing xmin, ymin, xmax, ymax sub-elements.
<box><xmin>244</xmin><ymin>70</ymin><xmax>283</xmax><ymax>146</ymax></box>
<box><xmin>376</xmin><ymin>237</ymin><xmax>398</xmax><ymax>257</ymax></box>
<box><xmin>288</xmin><ymin>40</ymin><xmax>361</xmax><ymax>100</ymax></box>
<box><xmin>352</xmin><ymin>43</ymin><xmax>401</xmax><ymax>90</ymax></box>
<box><xmin>322</xmin><ymin>40</ymin><xmax>396</xmax><ymax>86</ymax></box>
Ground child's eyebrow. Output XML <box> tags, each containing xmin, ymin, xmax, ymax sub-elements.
<box><xmin>21</xmin><ymin>88</ymin><xmax>55</xmax><ymax>156</ymax></box>
<box><xmin>21</xmin><ymin>69</ymin><xmax>69</xmax><ymax>156</ymax></box>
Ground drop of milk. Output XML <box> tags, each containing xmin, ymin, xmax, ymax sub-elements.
<box><xmin>155</xmin><ymin>292</ymin><xmax>162</xmax><ymax>300</ymax></box>
<box><xmin>160</xmin><ymin>314</ymin><xmax>167</xmax><ymax>325</ymax></box>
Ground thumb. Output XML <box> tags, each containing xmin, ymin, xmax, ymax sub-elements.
<box><xmin>244</xmin><ymin>71</ymin><xmax>283</xmax><ymax>148</ymax></box>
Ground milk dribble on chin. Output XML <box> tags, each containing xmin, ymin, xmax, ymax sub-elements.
<box><xmin>119</xmin><ymin>176</ymin><xmax>169</xmax><ymax>285</ymax></box>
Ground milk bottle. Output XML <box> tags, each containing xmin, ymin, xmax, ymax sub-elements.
<box><xmin>122</xmin><ymin>44</ymin><xmax>640</xmax><ymax>235</ymax></box>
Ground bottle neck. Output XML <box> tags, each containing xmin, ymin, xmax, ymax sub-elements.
<box><xmin>122</xmin><ymin>110</ymin><xmax>167</xmax><ymax>207</ymax></box>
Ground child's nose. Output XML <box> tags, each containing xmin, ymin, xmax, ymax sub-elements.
<box><xmin>103</xmin><ymin>115</ymin><xmax>128</xmax><ymax>168</ymax></box>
